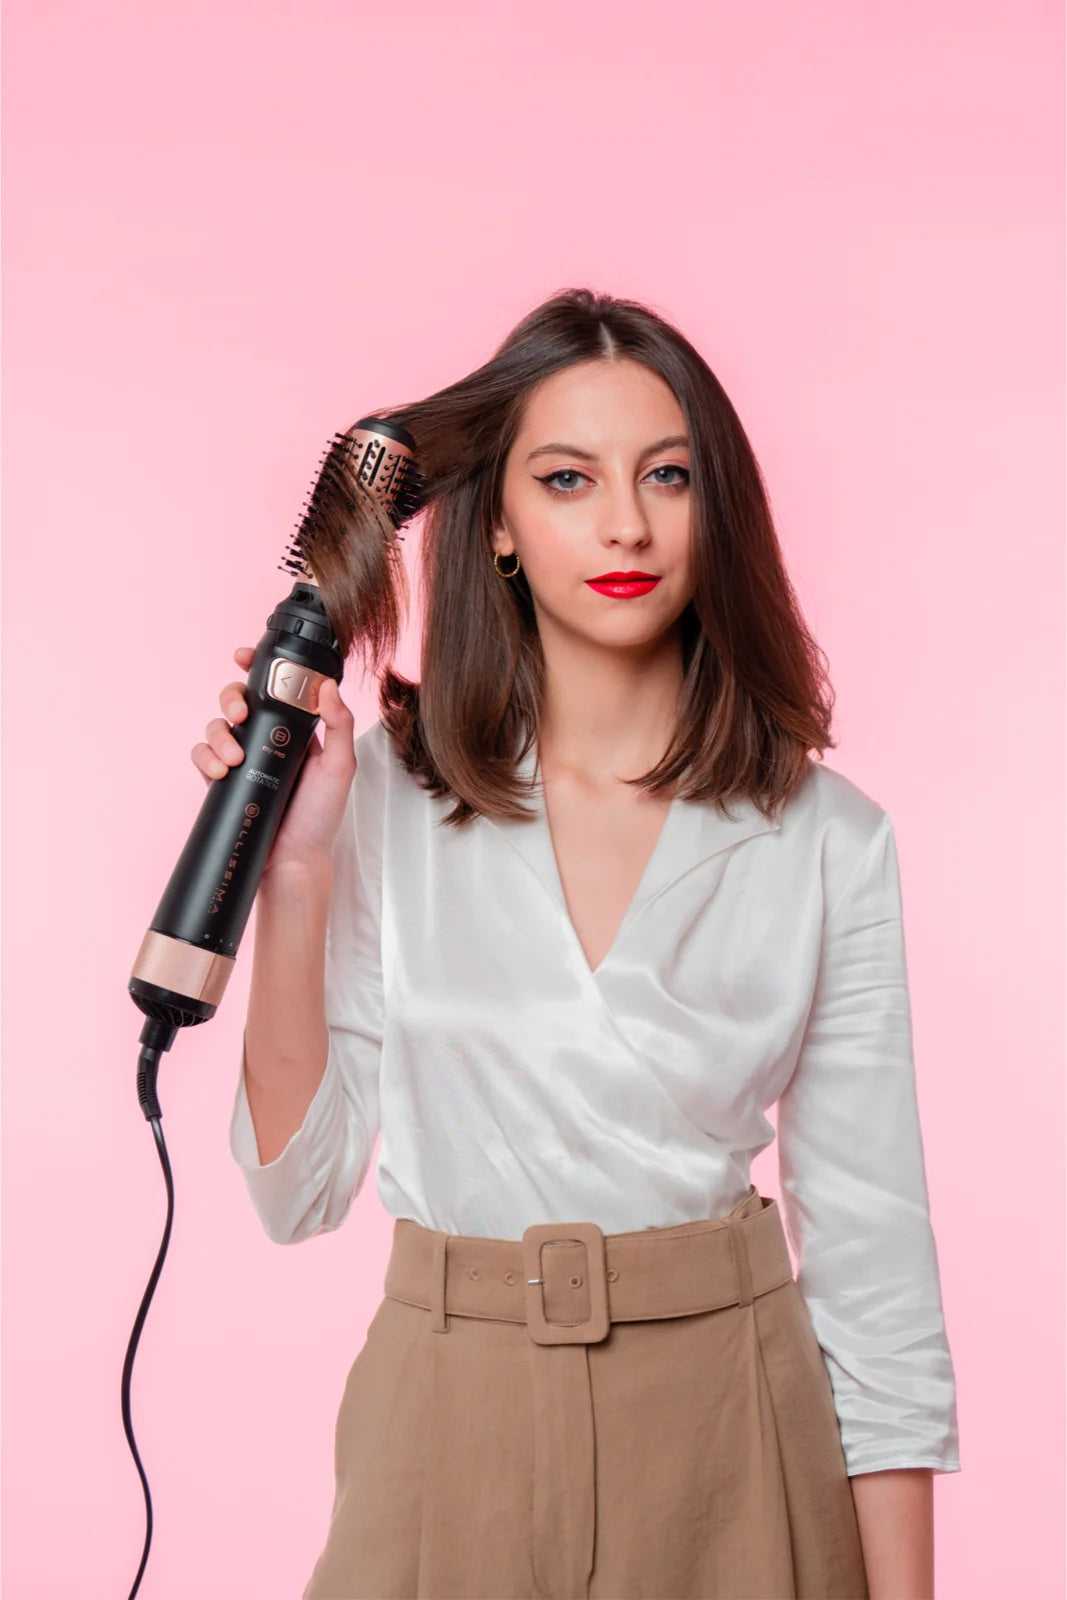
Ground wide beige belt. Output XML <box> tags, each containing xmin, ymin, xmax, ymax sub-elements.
<box><xmin>383</xmin><ymin>1186</ymin><xmax>793</xmax><ymax>1343</ymax></box>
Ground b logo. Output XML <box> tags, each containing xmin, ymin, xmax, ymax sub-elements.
<box><xmin>269</xmin><ymin>726</ymin><xmax>291</xmax><ymax>748</ymax></box>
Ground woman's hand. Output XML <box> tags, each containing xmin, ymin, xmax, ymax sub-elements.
<box><xmin>191</xmin><ymin>645</ymin><xmax>357</xmax><ymax>875</ymax></box>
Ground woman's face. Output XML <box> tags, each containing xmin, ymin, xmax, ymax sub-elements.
<box><xmin>492</xmin><ymin>358</ymin><xmax>694</xmax><ymax>654</ymax></box>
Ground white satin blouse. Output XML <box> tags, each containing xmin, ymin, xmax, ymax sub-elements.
<box><xmin>229</xmin><ymin>717</ymin><xmax>961</xmax><ymax>1478</ymax></box>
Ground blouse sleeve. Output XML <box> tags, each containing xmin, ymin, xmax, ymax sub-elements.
<box><xmin>227</xmin><ymin>724</ymin><xmax>385</xmax><ymax>1244</ymax></box>
<box><xmin>775</xmin><ymin>809</ymin><xmax>961</xmax><ymax>1476</ymax></box>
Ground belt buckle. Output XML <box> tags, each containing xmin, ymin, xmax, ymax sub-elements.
<box><xmin>521</xmin><ymin>1221</ymin><xmax>610</xmax><ymax>1345</ymax></box>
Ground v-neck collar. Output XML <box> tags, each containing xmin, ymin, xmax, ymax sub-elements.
<box><xmin>484</xmin><ymin>740</ymin><xmax>782</xmax><ymax>979</ymax></box>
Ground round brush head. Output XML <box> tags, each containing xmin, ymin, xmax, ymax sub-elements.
<box><xmin>279</xmin><ymin>416</ymin><xmax>426</xmax><ymax>581</ymax></box>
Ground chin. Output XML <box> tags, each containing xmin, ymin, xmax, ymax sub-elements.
<box><xmin>534</xmin><ymin>588</ymin><xmax>683</xmax><ymax>649</ymax></box>
<box><xmin>578</xmin><ymin>616</ymin><xmax>677</xmax><ymax>653</ymax></box>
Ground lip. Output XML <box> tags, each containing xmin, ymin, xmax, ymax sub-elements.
<box><xmin>589</xmin><ymin>571</ymin><xmax>659</xmax><ymax>581</ymax></box>
<box><xmin>585</xmin><ymin>571</ymin><xmax>661</xmax><ymax>598</ymax></box>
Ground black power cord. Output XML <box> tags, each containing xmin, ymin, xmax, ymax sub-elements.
<box><xmin>122</xmin><ymin>1019</ymin><xmax>177</xmax><ymax>1599</ymax></box>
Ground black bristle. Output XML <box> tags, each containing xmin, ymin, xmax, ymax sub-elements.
<box><xmin>277</xmin><ymin>427</ymin><xmax>428</xmax><ymax>576</ymax></box>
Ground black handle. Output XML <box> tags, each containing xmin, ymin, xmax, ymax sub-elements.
<box><xmin>129</xmin><ymin>581</ymin><xmax>342</xmax><ymax>1027</ymax></box>
<box><xmin>154</xmin><ymin>634</ymin><xmax>328</xmax><ymax>955</ymax></box>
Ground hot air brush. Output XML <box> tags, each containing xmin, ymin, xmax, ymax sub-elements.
<box><xmin>129</xmin><ymin>418</ymin><xmax>421</xmax><ymax>1072</ymax></box>
<box><xmin>120</xmin><ymin>416</ymin><xmax>424</xmax><ymax>1599</ymax></box>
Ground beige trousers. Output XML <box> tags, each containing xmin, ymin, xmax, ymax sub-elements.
<box><xmin>302</xmin><ymin>1187</ymin><xmax>869</xmax><ymax>1599</ymax></box>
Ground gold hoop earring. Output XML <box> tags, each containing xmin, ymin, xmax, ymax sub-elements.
<box><xmin>494</xmin><ymin>550</ymin><xmax>521</xmax><ymax>579</ymax></box>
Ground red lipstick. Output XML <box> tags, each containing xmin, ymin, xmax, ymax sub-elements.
<box><xmin>585</xmin><ymin>570</ymin><xmax>661</xmax><ymax>599</ymax></box>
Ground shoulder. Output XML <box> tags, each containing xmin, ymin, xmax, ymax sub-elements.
<box><xmin>779</xmin><ymin>756</ymin><xmax>894</xmax><ymax>904</ymax></box>
<box><xmin>351</xmin><ymin>715</ymin><xmax>427</xmax><ymax>814</ymax></box>
<box><xmin>353</xmin><ymin>714</ymin><xmax>461</xmax><ymax>818</ymax></box>
<box><xmin>353</xmin><ymin>715</ymin><xmax>393</xmax><ymax>778</ymax></box>
<box><xmin>339</xmin><ymin>717</ymin><xmax>391</xmax><ymax>838</ymax></box>
<box><xmin>786</xmin><ymin>755</ymin><xmax>888</xmax><ymax>841</ymax></box>
<box><xmin>336</xmin><ymin>718</ymin><xmax>407</xmax><ymax>881</ymax></box>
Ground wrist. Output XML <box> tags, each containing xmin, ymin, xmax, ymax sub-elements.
<box><xmin>260</xmin><ymin>854</ymin><xmax>333</xmax><ymax>892</ymax></box>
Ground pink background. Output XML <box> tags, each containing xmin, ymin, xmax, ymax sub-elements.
<box><xmin>3</xmin><ymin>2</ymin><xmax>1063</xmax><ymax>1595</ymax></box>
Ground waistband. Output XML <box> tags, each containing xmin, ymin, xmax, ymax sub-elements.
<box><xmin>383</xmin><ymin>1186</ymin><xmax>794</xmax><ymax>1345</ymax></box>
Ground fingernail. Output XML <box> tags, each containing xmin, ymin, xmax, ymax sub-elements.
<box><xmin>211</xmin><ymin>760</ymin><xmax>227</xmax><ymax>778</ymax></box>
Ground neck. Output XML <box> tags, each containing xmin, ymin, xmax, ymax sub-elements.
<box><xmin>536</xmin><ymin>616</ymin><xmax>685</xmax><ymax>785</ymax></box>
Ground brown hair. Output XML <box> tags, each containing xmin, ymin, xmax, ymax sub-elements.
<box><xmin>316</xmin><ymin>287</ymin><xmax>836</xmax><ymax>827</ymax></box>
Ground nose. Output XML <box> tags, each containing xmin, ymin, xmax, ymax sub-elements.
<box><xmin>598</xmin><ymin>476</ymin><xmax>652</xmax><ymax>550</ymax></box>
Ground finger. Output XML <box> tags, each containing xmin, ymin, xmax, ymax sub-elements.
<box><xmin>219</xmin><ymin>679</ymin><xmax>249</xmax><ymax>722</ymax></box>
<box><xmin>192</xmin><ymin>740</ymin><xmax>229</xmax><ymax>781</ymax></box>
<box><xmin>316</xmin><ymin>678</ymin><xmax>353</xmax><ymax>726</ymax></box>
<box><xmin>205</xmin><ymin>715</ymin><xmax>245</xmax><ymax>767</ymax></box>
<box><xmin>233</xmin><ymin>646</ymin><xmax>255</xmax><ymax>667</ymax></box>
<box><xmin>315</xmin><ymin>682</ymin><xmax>357</xmax><ymax>775</ymax></box>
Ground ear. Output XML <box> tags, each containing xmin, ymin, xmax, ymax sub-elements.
<box><xmin>490</xmin><ymin>526</ymin><xmax>514</xmax><ymax>558</ymax></box>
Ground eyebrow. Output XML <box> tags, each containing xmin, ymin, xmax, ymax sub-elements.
<box><xmin>524</xmin><ymin>433</ymin><xmax>690</xmax><ymax>465</ymax></box>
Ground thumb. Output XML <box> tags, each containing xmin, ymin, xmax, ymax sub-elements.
<box><xmin>316</xmin><ymin>678</ymin><xmax>351</xmax><ymax>724</ymax></box>
<box><xmin>316</xmin><ymin>679</ymin><xmax>356</xmax><ymax>776</ymax></box>
<box><xmin>316</xmin><ymin>681</ymin><xmax>356</xmax><ymax>769</ymax></box>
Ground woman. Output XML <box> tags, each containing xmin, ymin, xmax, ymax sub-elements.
<box><xmin>209</xmin><ymin>288</ymin><xmax>960</xmax><ymax>1598</ymax></box>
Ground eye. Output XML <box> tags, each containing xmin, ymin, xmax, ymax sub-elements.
<box><xmin>535</xmin><ymin>468</ymin><xmax>591</xmax><ymax>496</ymax></box>
<box><xmin>534</xmin><ymin>464</ymin><xmax>690</xmax><ymax>498</ymax></box>
<box><xmin>647</xmin><ymin>465</ymin><xmax>690</xmax><ymax>489</ymax></box>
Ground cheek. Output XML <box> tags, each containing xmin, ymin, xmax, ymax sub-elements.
<box><xmin>660</xmin><ymin>510</ymin><xmax>694</xmax><ymax>579</ymax></box>
<box><xmin>659</xmin><ymin>498</ymin><xmax>692</xmax><ymax>546</ymax></box>
<box><xmin>515</xmin><ymin>507</ymin><xmax>586</xmax><ymax>582</ymax></box>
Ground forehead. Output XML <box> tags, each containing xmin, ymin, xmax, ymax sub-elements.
<box><xmin>514</xmin><ymin>359</ymin><xmax>685</xmax><ymax>448</ymax></box>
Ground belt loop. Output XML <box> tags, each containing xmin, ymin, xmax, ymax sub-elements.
<box><xmin>726</xmin><ymin>1215</ymin><xmax>754</xmax><ymax>1307</ymax></box>
<box><xmin>429</xmin><ymin>1230</ymin><xmax>450</xmax><ymax>1333</ymax></box>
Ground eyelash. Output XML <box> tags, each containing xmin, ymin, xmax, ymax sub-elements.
<box><xmin>534</xmin><ymin>465</ymin><xmax>691</xmax><ymax>498</ymax></box>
